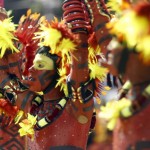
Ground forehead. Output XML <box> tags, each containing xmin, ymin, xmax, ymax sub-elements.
<box><xmin>34</xmin><ymin>53</ymin><xmax>53</xmax><ymax>63</ymax></box>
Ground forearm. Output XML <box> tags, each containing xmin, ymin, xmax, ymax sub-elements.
<box><xmin>63</xmin><ymin>0</ymin><xmax>90</xmax><ymax>89</ymax></box>
<box><xmin>84</xmin><ymin>0</ymin><xmax>112</xmax><ymax>55</ymax></box>
<box><xmin>70</xmin><ymin>34</ymin><xmax>89</xmax><ymax>88</ymax></box>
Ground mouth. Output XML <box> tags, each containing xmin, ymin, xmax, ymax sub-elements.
<box><xmin>28</xmin><ymin>76</ymin><xmax>35</xmax><ymax>81</ymax></box>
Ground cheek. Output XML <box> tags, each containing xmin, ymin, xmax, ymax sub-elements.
<box><xmin>27</xmin><ymin>71</ymin><xmax>44</xmax><ymax>91</ymax></box>
<box><xmin>30</xmin><ymin>70</ymin><xmax>43</xmax><ymax>78</ymax></box>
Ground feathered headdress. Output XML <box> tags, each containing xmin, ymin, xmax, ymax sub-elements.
<box><xmin>107</xmin><ymin>1</ymin><xmax>150</xmax><ymax>65</ymax></box>
<box><xmin>16</xmin><ymin>9</ymin><xmax>46</xmax><ymax>45</ymax></box>
<box><xmin>0</xmin><ymin>17</ymin><xmax>19</xmax><ymax>58</ymax></box>
<box><xmin>34</xmin><ymin>17</ymin><xmax>78</xmax><ymax>95</ymax></box>
<box><xmin>35</xmin><ymin>17</ymin><xmax>78</xmax><ymax>67</ymax></box>
<box><xmin>15</xmin><ymin>9</ymin><xmax>46</xmax><ymax>76</ymax></box>
<box><xmin>106</xmin><ymin>0</ymin><xmax>131</xmax><ymax>14</ymax></box>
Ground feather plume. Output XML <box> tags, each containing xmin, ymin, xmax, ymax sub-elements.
<box><xmin>89</xmin><ymin>62</ymin><xmax>108</xmax><ymax>81</ymax></box>
<box><xmin>106</xmin><ymin>0</ymin><xmax>130</xmax><ymax>14</ymax></box>
<box><xmin>34</xmin><ymin>18</ymin><xmax>78</xmax><ymax>93</ymax></box>
<box><xmin>56</xmin><ymin>67</ymin><xmax>68</xmax><ymax>96</ymax></box>
<box><xmin>15</xmin><ymin>9</ymin><xmax>46</xmax><ymax>75</ymax></box>
<box><xmin>0</xmin><ymin>18</ymin><xmax>19</xmax><ymax>58</ymax></box>
<box><xmin>34</xmin><ymin>18</ymin><xmax>78</xmax><ymax>68</ymax></box>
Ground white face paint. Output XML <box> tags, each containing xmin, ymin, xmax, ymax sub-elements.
<box><xmin>33</xmin><ymin>53</ymin><xmax>54</xmax><ymax>70</ymax></box>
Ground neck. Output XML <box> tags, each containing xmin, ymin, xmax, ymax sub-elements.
<box><xmin>42</xmin><ymin>72</ymin><xmax>65</xmax><ymax>101</ymax></box>
<box><xmin>44</xmin><ymin>86</ymin><xmax>65</xmax><ymax>101</ymax></box>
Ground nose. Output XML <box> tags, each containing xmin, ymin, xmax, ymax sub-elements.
<box><xmin>29</xmin><ymin>65</ymin><xmax>36</xmax><ymax>73</ymax></box>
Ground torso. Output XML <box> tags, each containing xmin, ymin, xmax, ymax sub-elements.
<box><xmin>27</xmin><ymin>100</ymin><xmax>91</xmax><ymax>150</ymax></box>
<box><xmin>113</xmin><ymin>85</ymin><xmax>150</xmax><ymax>150</ymax></box>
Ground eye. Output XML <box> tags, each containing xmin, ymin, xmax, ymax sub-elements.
<box><xmin>38</xmin><ymin>63</ymin><xmax>44</xmax><ymax>68</ymax></box>
<box><xmin>14</xmin><ymin>41</ymin><xmax>23</xmax><ymax>50</ymax></box>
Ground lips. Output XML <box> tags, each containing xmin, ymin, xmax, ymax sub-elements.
<box><xmin>28</xmin><ymin>76</ymin><xmax>35</xmax><ymax>81</ymax></box>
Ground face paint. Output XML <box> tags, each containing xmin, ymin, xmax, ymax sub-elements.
<box><xmin>33</xmin><ymin>54</ymin><xmax>54</xmax><ymax>70</ymax></box>
<box><xmin>24</xmin><ymin>52</ymin><xmax>56</xmax><ymax>92</ymax></box>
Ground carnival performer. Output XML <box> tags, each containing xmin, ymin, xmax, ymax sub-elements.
<box><xmin>0</xmin><ymin>7</ymin><xmax>26</xmax><ymax>149</ymax></box>
<box><xmin>0</xmin><ymin>9</ymin><xmax>44</xmax><ymax>149</ymax></box>
<box><xmin>17</xmin><ymin>0</ymin><xmax>108</xmax><ymax>149</ymax></box>
<box><xmin>83</xmin><ymin>0</ymin><xmax>126</xmax><ymax>90</ymax></box>
<box><xmin>99</xmin><ymin>1</ymin><xmax>150</xmax><ymax>149</ymax></box>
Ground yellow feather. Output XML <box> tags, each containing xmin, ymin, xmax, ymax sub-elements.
<box><xmin>89</xmin><ymin>62</ymin><xmax>108</xmax><ymax>81</ymax></box>
<box><xmin>35</xmin><ymin>20</ymin><xmax>77</xmax><ymax>68</ymax></box>
<box><xmin>107</xmin><ymin>0</ymin><xmax>122</xmax><ymax>13</ymax></box>
<box><xmin>57</xmin><ymin>38</ymin><xmax>76</xmax><ymax>67</ymax></box>
<box><xmin>56</xmin><ymin>68</ymin><xmax>68</xmax><ymax>96</ymax></box>
<box><xmin>88</xmin><ymin>47</ymin><xmax>96</xmax><ymax>59</ymax></box>
<box><xmin>0</xmin><ymin>18</ymin><xmax>19</xmax><ymax>58</ymax></box>
<box><xmin>107</xmin><ymin>10</ymin><xmax>150</xmax><ymax>64</ymax></box>
<box><xmin>27</xmin><ymin>9</ymin><xmax>32</xmax><ymax>17</ymax></box>
<box><xmin>35</xmin><ymin>25</ymin><xmax>62</xmax><ymax>52</ymax></box>
<box><xmin>58</xmin><ymin>38</ymin><xmax>76</xmax><ymax>53</ymax></box>
<box><xmin>137</xmin><ymin>36</ymin><xmax>150</xmax><ymax>64</ymax></box>
<box><xmin>88</xmin><ymin>44</ymin><xmax>101</xmax><ymax>65</ymax></box>
<box><xmin>107</xmin><ymin>11</ymin><xmax>149</xmax><ymax>48</ymax></box>
<box><xmin>34</xmin><ymin>18</ymin><xmax>78</xmax><ymax>90</ymax></box>
<box><xmin>107</xmin><ymin>0</ymin><xmax>130</xmax><ymax>14</ymax></box>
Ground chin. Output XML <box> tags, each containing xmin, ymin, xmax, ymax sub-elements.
<box><xmin>23</xmin><ymin>80</ymin><xmax>41</xmax><ymax>92</ymax></box>
<box><xmin>30</xmin><ymin>85</ymin><xmax>41</xmax><ymax>92</ymax></box>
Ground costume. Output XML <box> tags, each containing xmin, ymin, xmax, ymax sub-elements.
<box><xmin>0</xmin><ymin>7</ymin><xmax>25</xmax><ymax>149</ymax></box>
<box><xmin>0</xmin><ymin>9</ymin><xmax>43</xmax><ymax>149</ymax></box>
<box><xmin>83</xmin><ymin>0</ymin><xmax>112</xmax><ymax>56</ymax></box>
<box><xmin>99</xmin><ymin>1</ymin><xmax>150</xmax><ymax>149</ymax></box>
<box><xmin>25</xmin><ymin>13</ymin><xmax>95</xmax><ymax>149</ymax></box>
<box><xmin>1</xmin><ymin>1</ymin><xmax>109</xmax><ymax>149</ymax></box>
<box><xmin>14</xmin><ymin>0</ymin><xmax>108</xmax><ymax>149</ymax></box>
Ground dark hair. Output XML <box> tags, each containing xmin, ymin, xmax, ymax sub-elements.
<box><xmin>36</xmin><ymin>46</ymin><xmax>60</xmax><ymax>68</ymax></box>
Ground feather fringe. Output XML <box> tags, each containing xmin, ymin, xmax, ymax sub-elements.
<box><xmin>0</xmin><ymin>18</ymin><xmax>19</xmax><ymax>58</ymax></box>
